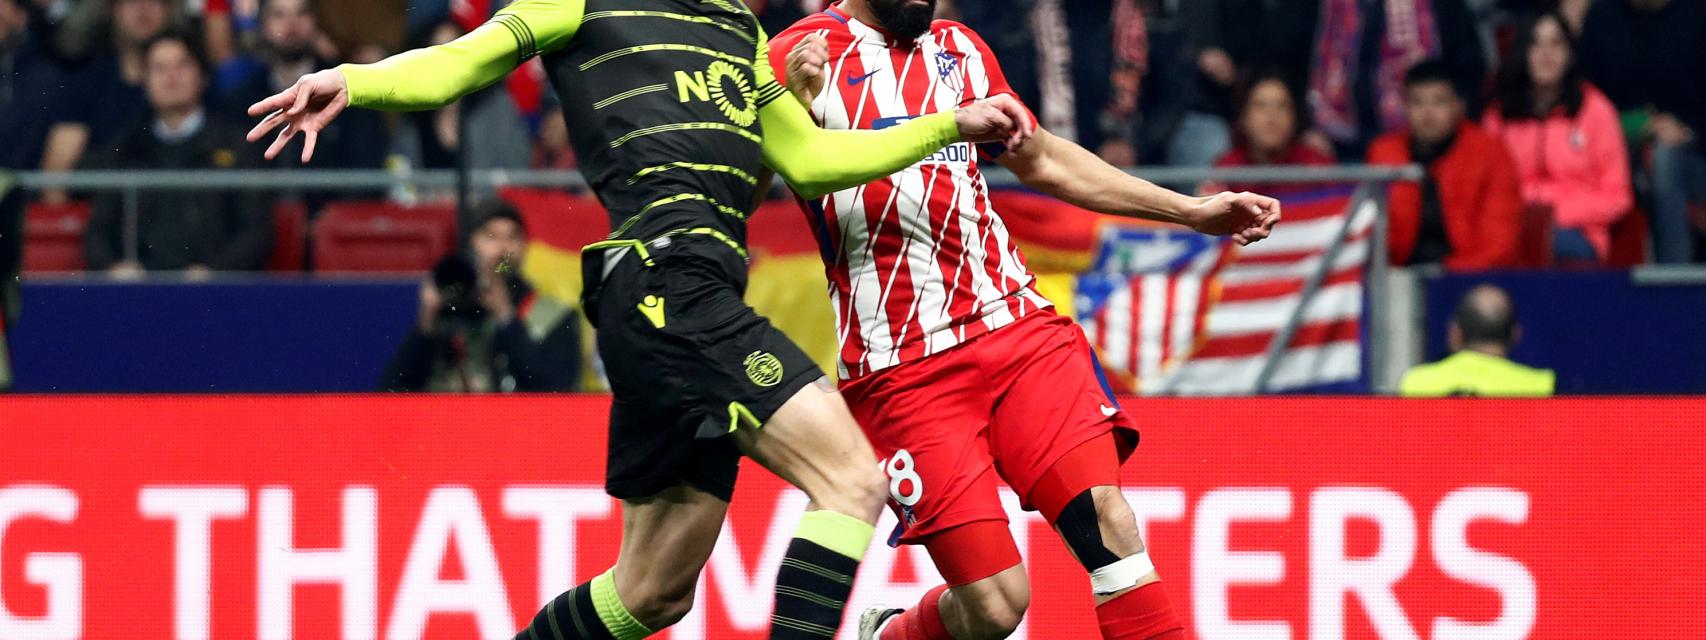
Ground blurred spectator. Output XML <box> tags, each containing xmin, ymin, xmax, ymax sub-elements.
<box><xmin>214</xmin><ymin>0</ymin><xmax>387</xmax><ymax>175</ymax></box>
<box><xmin>44</xmin><ymin>0</ymin><xmax>131</xmax><ymax>62</ymax></box>
<box><xmin>1578</xmin><ymin>0</ymin><xmax>1706</xmax><ymax>264</ymax></box>
<box><xmin>533</xmin><ymin>103</ymin><xmax>576</xmax><ymax>170</ymax></box>
<box><xmin>1483</xmin><ymin>10</ymin><xmax>1629</xmax><ymax>263</ymax></box>
<box><xmin>213</xmin><ymin>0</ymin><xmax>321</xmax><ymax>93</ymax></box>
<box><xmin>403</xmin><ymin>0</ymin><xmax>448</xmax><ymax>48</ymax></box>
<box><xmin>82</xmin><ymin>33</ymin><xmax>272</xmax><ymax>276</ymax></box>
<box><xmin>64</xmin><ymin>0</ymin><xmax>249</xmax><ymax>65</ymax></box>
<box><xmin>40</xmin><ymin>0</ymin><xmax>173</xmax><ymax>205</ymax></box>
<box><xmin>1368</xmin><ymin>60</ymin><xmax>1523</xmax><ymax>269</ymax></box>
<box><xmin>2</xmin><ymin>3</ymin><xmax>66</xmax><ymax>216</ymax></box>
<box><xmin>1213</xmin><ymin>69</ymin><xmax>1336</xmax><ymax>193</ymax></box>
<box><xmin>1400</xmin><ymin>283</ymin><xmax>1553</xmax><ymax>396</ymax></box>
<box><xmin>314</xmin><ymin>0</ymin><xmax>403</xmax><ymax>60</ymax></box>
<box><xmin>9</xmin><ymin>0</ymin><xmax>68</xmax><ymax>57</ymax></box>
<box><xmin>1474</xmin><ymin>0</ymin><xmax>1591</xmax><ymax>34</ymax></box>
<box><xmin>447</xmin><ymin>0</ymin><xmax>547</xmax><ymax>129</ymax></box>
<box><xmin>1310</xmin><ymin>0</ymin><xmax>1489</xmax><ymax>159</ymax></box>
<box><xmin>1171</xmin><ymin>0</ymin><xmax>1319</xmax><ymax>166</ymax></box>
<box><xmin>1554</xmin><ymin>0</ymin><xmax>1591</xmax><ymax>30</ymax></box>
<box><xmin>1031</xmin><ymin>0</ymin><xmax>1141</xmax><ymax>155</ymax></box>
<box><xmin>381</xmin><ymin>201</ymin><xmax>580</xmax><ymax>392</ymax></box>
<box><xmin>1098</xmin><ymin>0</ymin><xmax>1147</xmax><ymax>165</ymax></box>
<box><xmin>195</xmin><ymin>0</ymin><xmax>234</xmax><ymax>64</ymax></box>
<box><xmin>954</xmin><ymin>0</ymin><xmax>1037</xmax><ymax>107</ymax></box>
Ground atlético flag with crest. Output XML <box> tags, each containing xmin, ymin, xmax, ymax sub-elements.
<box><xmin>1003</xmin><ymin>184</ymin><xmax>1369</xmax><ymax>395</ymax></box>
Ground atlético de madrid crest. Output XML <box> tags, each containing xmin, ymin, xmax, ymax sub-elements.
<box><xmin>935</xmin><ymin>50</ymin><xmax>964</xmax><ymax>93</ymax></box>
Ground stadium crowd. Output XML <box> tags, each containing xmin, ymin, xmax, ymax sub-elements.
<box><xmin>1</xmin><ymin>0</ymin><xmax>1703</xmax><ymax>277</ymax></box>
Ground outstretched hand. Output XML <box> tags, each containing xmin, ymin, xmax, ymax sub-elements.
<box><xmin>1185</xmin><ymin>191</ymin><xmax>1282</xmax><ymax>246</ymax></box>
<box><xmin>246</xmin><ymin>69</ymin><xmax>352</xmax><ymax>163</ymax></box>
<box><xmin>955</xmin><ymin>94</ymin><xmax>1035</xmax><ymax>151</ymax></box>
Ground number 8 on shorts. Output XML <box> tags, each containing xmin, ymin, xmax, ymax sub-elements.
<box><xmin>883</xmin><ymin>450</ymin><xmax>923</xmax><ymax>507</ymax></box>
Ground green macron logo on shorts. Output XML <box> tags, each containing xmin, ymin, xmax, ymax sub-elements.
<box><xmin>744</xmin><ymin>351</ymin><xmax>784</xmax><ymax>387</ymax></box>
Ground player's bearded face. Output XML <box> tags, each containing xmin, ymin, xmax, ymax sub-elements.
<box><xmin>870</xmin><ymin>0</ymin><xmax>936</xmax><ymax>40</ymax></box>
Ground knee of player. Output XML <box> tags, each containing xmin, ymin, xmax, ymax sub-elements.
<box><xmin>850</xmin><ymin>464</ymin><xmax>889</xmax><ymax>508</ymax></box>
<box><xmin>815</xmin><ymin>464</ymin><xmax>887</xmax><ymax>520</ymax></box>
<box><xmin>959</xmin><ymin>584</ymin><xmax>1030</xmax><ymax>637</ymax></box>
<box><xmin>1091</xmin><ymin>487</ymin><xmax>1148</xmax><ymax>557</ymax></box>
<box><xmin>623</xmin><ymin>574</ymin><xmax>699</xmax><ymax>629</ymax></box>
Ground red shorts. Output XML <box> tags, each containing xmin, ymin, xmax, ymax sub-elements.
<box><xmin>840</xmin><ymin>309</ymin><xmax>1139</xmax><ymax>546</ymax></box>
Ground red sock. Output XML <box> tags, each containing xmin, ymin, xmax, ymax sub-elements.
<box><xmin>879</xmin><ymin>584</ymin><xmax>953</xmax><ymax>640</ymax></box>
<box><xmin>1096</xmin><ymin>581</ymin><xmax>1185</xmax><ymax>639</ymax></box>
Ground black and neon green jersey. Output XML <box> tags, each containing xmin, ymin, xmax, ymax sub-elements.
<box><xmin>337</xmin><ymin>0</ymin><xmax>962</xmax><ymax>244</ymax></box>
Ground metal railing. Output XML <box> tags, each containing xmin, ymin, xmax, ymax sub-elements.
<box><xmin>7</xmin><ymin>164</ymin><xmax>1424</xmax><ymax>393</ymax></box>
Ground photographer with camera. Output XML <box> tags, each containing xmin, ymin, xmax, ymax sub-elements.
<box><xmin>380</xmin><ymin>201</ymin><xmax>580</xmax><ymax>392</ymax></box>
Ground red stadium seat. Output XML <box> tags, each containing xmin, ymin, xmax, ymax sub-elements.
<box><xmin>1517</xmin><ymin>203</ymin><xmax>1554</xmax><ymax>267</ymax></box>
<box><xmin>312</xmin><ymin>201</ymin><xmax>457</xmax><ymax>273</ymax></box>
<box><xmin>23</xmin><ymin>201</ymin><xmax>93</xmax><ymax>273</ymax></box>
<box><xmin>265</xmin><ymin>202</ymin><xmax>309</xmax><ymax>272</ymax></box>
<box><xmin>1606</xmin><ymin>209</ymin><xmax>1650</xmax><ymax>268</ymax></box>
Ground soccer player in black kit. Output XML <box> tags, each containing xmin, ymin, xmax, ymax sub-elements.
<box><xmin>246</xmin><ymin>1</ymin><xmax>1033</xmax><ymax>638</ymax></box>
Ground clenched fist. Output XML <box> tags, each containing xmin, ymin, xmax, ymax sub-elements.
<box><xmin>785</xmin><ymin>33</ymin><xmax>830</xmax><ymax>105</ymax></box>
<box><xmin>1182</xmin><ymin>191</ymin><xmax>1282</xmax><ymax>246</ymax></box>
<box><xmin>954</xmin><ymin>94</ymin><xmax>1035</xmax><ymax>151</ymax></box>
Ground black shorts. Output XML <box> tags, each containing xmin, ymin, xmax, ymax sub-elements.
<box><xmin>582</xmin><ymin>232</ymin><xmax>822</xmax><ymax>502</ymax></box>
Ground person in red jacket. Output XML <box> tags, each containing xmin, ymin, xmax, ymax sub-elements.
<box><xmin>1483</xmin><ymin>10</ymin><xmax>1631</xmax><ymax>263</ymax></box>
<box><xmin>1368</xmin><ymin>60</ymin><xmax>1525</xmax><ymax>269</ymax></box>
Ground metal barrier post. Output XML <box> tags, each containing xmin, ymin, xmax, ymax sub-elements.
<box><xmin>122</xmin><ymin>186</ymin><xmax>140</xmax><ymax>265</ymax></box>
<box><xmin>1368</xmin><ymin>184</ymin><xmax>1394</xmax><ymax>393</ymax></box>
<box><xmin>455</xmin><ymin>100</ymin><xmax>473</xmax><ymax>237</ymax></box>
<box><xmin>1253</xmin><ymin>182</ymin><xmax>1375</xmax><ymax>392</ymax></box>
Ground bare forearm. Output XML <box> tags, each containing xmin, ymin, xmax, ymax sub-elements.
<box><xmin>1009</xmin><ymin>130</ymin><xmax>1198</xmax><ymax>224</ymax></box>
<box><xmin>1009</xmin><ymin>132</ymin><xmax>1284</xmax><ymax>244</ymax></box>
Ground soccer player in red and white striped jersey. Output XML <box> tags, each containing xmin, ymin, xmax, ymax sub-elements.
<box><xmin>769</xmin><ymin>2</ymin><xmax>1281</xmax><ymax>638</ymax></box>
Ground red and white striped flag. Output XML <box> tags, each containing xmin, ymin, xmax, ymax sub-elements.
<box><xmin>1079</xmin><ymin>185</ymin><xmax>1370</xmax><ymax>394</ymax></box>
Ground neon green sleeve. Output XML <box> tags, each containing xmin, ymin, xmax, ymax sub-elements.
<box><xmin>752</xmin><ymin>29</ymin><xmax>961</xmax><ymax>200</ymax></box>
<box><xmin>338</xmin><ymin>0</ymin><xmax>584</xmax><ymax>111</ymax></box>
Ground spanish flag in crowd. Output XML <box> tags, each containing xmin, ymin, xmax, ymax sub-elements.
<box><xmin>500</xmin><ymin>189</ymin><xmax>841</xmax><ymax>388</ymax></box>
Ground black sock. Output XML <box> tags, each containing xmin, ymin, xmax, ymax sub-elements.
<box><xmin>515</xmin><ymin>581</ymin><xmax>614</xmax><ymax>640</ymax></box>
<box><xmin>771</xmin><ymin>538</ymin><xmax>862</xmax><ymax>638</ymax></box>
<box><xmin>770</xmin><ymin>510</ymin><xmax>873</xmax><ymax>639</ymax></box>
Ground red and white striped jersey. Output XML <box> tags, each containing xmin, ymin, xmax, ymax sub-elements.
<box><xmin>769</xmin><ymin>6</ymin><xmax>1051</xmax><ymax>379</ymax></box>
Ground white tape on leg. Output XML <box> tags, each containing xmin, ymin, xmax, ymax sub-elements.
<box><xmin>1089</xmin><ymin>551</ymin><xmax>1156</xmax><ymax>595</ymax></box>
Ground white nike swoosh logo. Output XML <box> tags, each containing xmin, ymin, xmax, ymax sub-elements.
<box><xmin>1100</xmin><ymin>404</ymin><xmax>1118</xmax><ymax>417</ymax></box>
